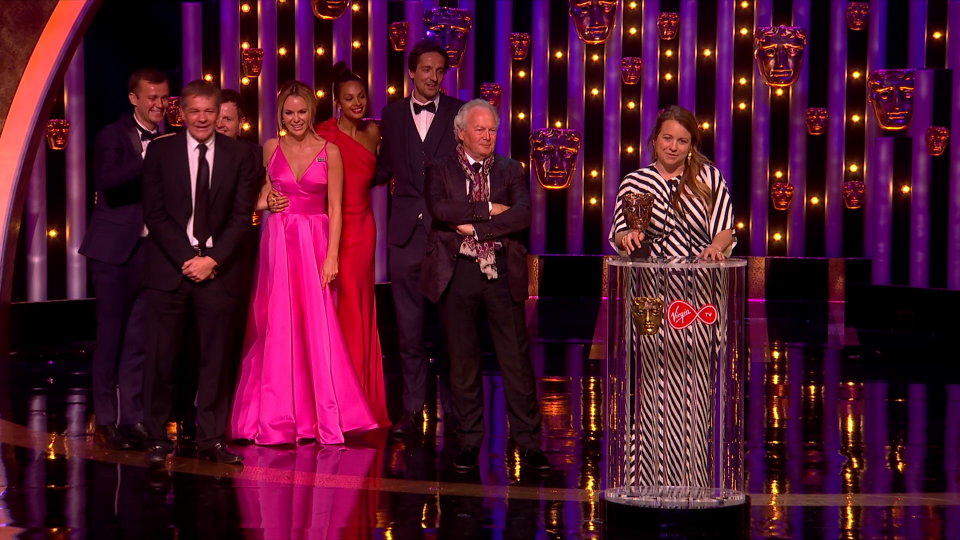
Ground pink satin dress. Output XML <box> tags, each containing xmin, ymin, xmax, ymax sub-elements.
<box><xmin>230</xmin><ymin>143</ymin><xmax>379</xmax><ymax>445</ymax></box>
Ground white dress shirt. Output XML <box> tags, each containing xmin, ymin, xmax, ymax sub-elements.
<box><xmin>409</xmin><ymin>94</ymin><xmax>441</xmax><ymax>141</ymax></box>
<box><xmin>134</xmin><ymin>115</ymin><xmax>159</xmax><ymax>238</ymax></box>
<box><xmin>185</xmin><ymin>131</ymin><xmax>215</xmax><ymax>250</ymax></box>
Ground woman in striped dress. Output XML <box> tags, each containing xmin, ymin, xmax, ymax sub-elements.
<box><xmin>607</xmin><ymin>105</ymin><xmax>736</xmax><ymax>498</ymax></box>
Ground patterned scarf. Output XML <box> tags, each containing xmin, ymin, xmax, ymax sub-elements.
<box><xmin>456</xmin><ymin>144</ymin><xmax>498</xmax><ymax>279</ymax></box>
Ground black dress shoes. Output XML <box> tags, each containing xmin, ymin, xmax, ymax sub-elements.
<box><xmin>145</xmin><ymin>444</ymin><xmax>169</xmax><ymax>467</ymax></box>
<box><xmin>391</xmin><ymin>411</ymin><xmax>423</xmax><ymax>437</ymax></box>
<box><xmin>199</xmin><ymin>443</ymin><xmax>244</xmax><ymax>464</ymax></box>
<box><xmin>94</xmin><ymin>425</ymin><xmax>133</xmax><ymax>451</ymax></box>
<box><xmin>519</xmin><ymin>448</ymin><xmax>550</xmax><ymax>471</ymax></box>
<box><xmin>454</xmin><ymin>446</ymin><xmax>480</xmax><ymax>472</ymax></box>
<box><xmin>118</xmin><ymin>423</ymin><xmax>149</xmax><ymax>450</ymax></box>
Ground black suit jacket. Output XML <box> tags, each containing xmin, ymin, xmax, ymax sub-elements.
<box><xmin>375</xmin><ymin>94</ymin><xmax>465</xmax><ymax>246</ymax></box>
<box><xmin>141</xmin><ymin>131</ymin><xmax>258</xmax><ymax>295</ymax></box>
<box><xmin>78</xmin><ymin>115</ymin><xmax>148</xmax><ymax>265</ymax></box>
<box><xmin>419</xmin><ymin>152</ymin><xmax>531</xmax><ymax>304</ymax></box>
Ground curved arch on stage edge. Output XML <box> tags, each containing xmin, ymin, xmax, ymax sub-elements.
<box><xmin>0</xmin><ymin>0</ymin><xmax>100</xmax><ymax>409</ymax></box>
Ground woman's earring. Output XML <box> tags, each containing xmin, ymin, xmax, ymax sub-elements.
<box><xmin>687</xmin><ymin>152</ymin><xmax>692</xmax><ymax>163</ymax></box>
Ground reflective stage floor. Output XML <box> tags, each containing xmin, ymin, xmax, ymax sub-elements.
<box><xmin>1</xmin><ymin>297</ymin><xmax>959</xmax><ymax>539</ymax></box>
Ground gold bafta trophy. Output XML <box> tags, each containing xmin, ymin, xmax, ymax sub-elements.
<box><xmin>632</xmin><ymin>296</ymin><xmax>664</xmax><ymax>335</ymax></box>
<box><xmin>621</xmin><ymin>192</ymin><xmax>654</xmax><ymax>234</ymax></box>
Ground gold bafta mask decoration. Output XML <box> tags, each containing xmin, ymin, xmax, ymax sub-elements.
<box><xmin>754</xmin><ymin>26</ymin><xmax>808</xmax><ymax>88</ymax></box>
<box><xmin>509</xmin><ymin>32</ymin><xmax>531</xmax><ymax>61</ymax></box>
<box><xmin>622</xmin><ymin>57</ymin><xmax>642</xmax><ymax>85</ymax></box>
<box><xmin>657</xmin><ymin>12</ymin><xmax>679</xmax><ymax>40</ymax></box>
<box><xmin>479</xmin><ymin>83</ymin><xmax>502</xmax><ymax>108</ymax></box>
<box><xmin>252</xmin><ymin>211</ymin><xmax>261</xmax><ymax>226</ymax></box>
<box><xmin>805</xmin><ymin>107</ymin><xmax>828</xmax><ymax>135</ymax></box>
<box><xmin>770</xmin><ymin>181</ymin><xmax>795</xmax><ymax>210</ymax></box>
<box><xmin>621</xmin><ymin>192</ymin><xmax>654</xmax><ymax>232</ymax></box>
<box><xmin>843</xmin><ymin>180</ymin><xmax>865</xmax><ymax>209</ymax></box>
<box><xmin>242</xmin><ymin>47</ymin><xmax>264</xmax><ymax>78</ymax></box>
<box><xmin>45</xmin><ymin>119</ymin><xmax>70</xmax><ymax>150</ymax></box>
<box><xmin>166</xmin><ymin>96</ymin><xmax>184</xmax><ymax>127</ymax></box>
<box><xmin>867</xmin><ymin>69</ymin><xmax>915</xmax><ymax>131</ymax></box>
<box><xmin>926</xmin><ymin>126</ymin><xmax>949</xmax><ymax>156</ymax></box>
<box><xmin>631</xmin><ymin>296</ymin><xmax>663</xmax><ymax>335</ymax></box>
<box><xmin>846</xmin><ymin>2</ymin><xmax>870</xmax><ymax>31</ymax></box>
<box><xmin>389</xmin><ymin>21</ymin><xmax>410</xmax><ymax>51</ymax></box>
<box><xmin>569</xmin><ymin>0</ymin><xmax>619</xmax><ymax>44</ymax></box>
<box><xmin>311</xmin><ymin>0</ymin><xmax>348</xmax><ymax>20</ymax></box>
<box><xmin>530</xmin><ymin>128</ymin><xmax>583</xmax><ymax>190</ymax></box>
<box><xmin>424</xmin><ymin>7</ymin><xmax>473</xmax><ymax>68</ymax></box>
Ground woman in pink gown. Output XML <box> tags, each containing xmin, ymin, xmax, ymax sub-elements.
<box><xmin>231</xmin><ymin>80</ymin><xmax>378</xmax><ymax>445</ymax></box>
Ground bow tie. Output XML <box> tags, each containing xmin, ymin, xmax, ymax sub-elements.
<box><xmin>413</xmin><ymin>101</ymin><xmax>436</xmax><ymax>115</ymax></box>
<box><xmin>139</xmin><ymin>128</ymin><xmax>158</xmax><ymax>142</ymax></box>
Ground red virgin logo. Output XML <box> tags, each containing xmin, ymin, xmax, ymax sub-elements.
<box><xmin>666</xmin><ymin>300</ymin><xmax>718</xmax><ymax>330</ymax></box>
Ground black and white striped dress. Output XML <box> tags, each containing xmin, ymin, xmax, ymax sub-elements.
<box><xmin>608</xmin><ymin>163</ymin><xmax>737</xmax><ymax>494</ymax></box>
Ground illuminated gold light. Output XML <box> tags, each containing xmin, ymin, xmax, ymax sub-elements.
<box><xmin>316</xmin><ymin>90</ymin><xmax>324</xmax><ymax>98</ymax></box>
<box><xmin>241</xmin><ymin>42</ymin><xmax>250</xmax><ymax>50</ymax></box>
<box><xmin>664</xmin><ymin>73</ymin><xmax>673</xmax><ymax>80</ymax></box>
<box><xmin>241</xmin><ymin>77</ymin><xmax>250</xmax><ymax>85</ymax></box>
<box><xmin>591</xmin><ymin>88</ymin><xmax>599</xmax><ymax>96</ymax></box>
<box><xmin>242</xmin><ymin>122</ymin><xmax>251</xmax><ymax>131</ymax></box>
<box><xmin>737</xmin><ymin>222</ymin><xmax>745</xmax><ymax>229</ymax></box>
<box><xmin>664</xmin><ymin>49</ymin><xmax>674</xmax><ymax>57</ymax></box>
<box><xmin>629</xmin><ymin>1</ymin><xmax>637</xmax><ymax>8</ymax></box>
<box><xmin>626</xmin><ymin>145</ymin><xmax>635</xmax><ymax>153</ymax></box>
<box><xmin>775</xmin><ymin>88</ymin><xmax>784</xmax><ymax>96</ymax></box>
<box><xmin>933</xmin><ymin>31</ymin><xmax>943</xmax><ymax>39</ymax></box>
<box><xmin>741</xmin><ymin>1</ymin><xmax>749</xmax><ymax>7</ymax></box>
<box><xmin>773</xmin><ymin>232</ymin><xmax>782</xmax><ymax>241</ymax></box>
<box><xmin>590</xmin><ymin>170</ymin><xmax>599</xmax><ymax>178</ymax></box>
<box><xmin>241</xmin><ymin>3</ymin><xmax>250</xmax><ymax>13</ymax></box>
<box><xmin>517</xmin><ymin>112</ymin><xmax>526</xmax><ymax>120</ymax></box>
<box><xmin>701</xmin><ymin>121</ymin><xmax>710</xmax><ymax>130</ymax></box>
<box><xmin>592</xmin><ymin>53</ymin><xmax>600</xmax><ymax>61</ymax></box>
<box><xmin>352</xmin><ymin>2</ymin><xmax>360</xmax><ymax>11</ymax></box>
<box><xmin>627</xmin><ymin>101</ymin><xmax>636</xmax><ymax>109</ymax></box>
<box><xmin>518</xmin><ymin>70</ymin><xmax>526</xmax><ymax>78</ymax></box>
<box><xmin>352</xmin><ymin>40</ymin><xmax>361</xmax><ymax>49</ymax></box>
<box><xmin>316</xmin><ymin>47</ymin><xmax>325</xmax><ymax>55</ymax></box>
<box><xmin>739</xmin><ymin>77</ymin><xmax>748</xmax><ymax>85</ymax></box>
<box><xmin>901</xmin><ymin>185</ymin><xmax>911</xmax><ymax>194</ymax></box>
<box><xmin>203</xmin><ymin>74</ymin><xmax>213</xmax><ymax>82</ymax></box>
<box><xmin>774</xmin><ymin>170</ymin><xmax>783</xmax><ymax>179</ymax></box>
<box><xmin>47</xmin><ymin>229</ymin><xmax>58</xmax><ymax>239</ymax></box>
<box><xmin>555</xmin><ymin>51</ymin><xmax>564</xmax><ymax>59</ymax></box>
<box><xmin>554</xmin><ymin>120</ymin><xmax>563</xmax><ymax>128</ymax></box>
<box><xmin>629</xmin><ymin>27</ymin><xmax>638</xmax><ymax>35</ymax></box>
<box><xmin>589</xmin><ymin>197</ymin><xmax>598</xmax><ymax>204</ymax></box>
<box><xmin>278</xmin><ymin>47</ymin><xmax>287</xmax><ymax>55</ymax></box>
<box><xmin>738</xmin><ymin>102</ymin><xmax>747</xmax><ymax>110</ymax></box>
<box><xmin>702</xmin><ymin>48</ymin><xmax>712</xmax><ymax>57</ymax></box>
<box><xmin>851</xmin><ymin>114</ymin><xmax>861</xmax><ymax>122</ymax></box>
<box><xmin>279</xmin><ymin>129</ymin><xmax>287</xmax><ymax>137</ymax></box>
<box><xmin>849</xmin><ymin>164</ymin><xmax>859</xmax><ymax>172</ymax></box>
<box><xmin>810</xmin><ymin>196</ymin><xmax>820</xmax><ymax>205</ymax></box>
<box><xmin>851</xmin><ymin>70</ymin><xmax>861</xmax><ymax>79</ymax></box>
<box><xmin>740</xmin><ymin>27</ymin><xmax>749</xmax><ymax>36</ymax></box>
<box><xmin>387</xmin><ymin>86</ymin><xmax>396</xmax><ymax>94</ymax></box>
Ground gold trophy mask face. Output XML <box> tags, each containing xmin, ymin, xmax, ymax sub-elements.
<box><xmin>242</xmin><ymin>48</ymin><xmax>264</xmax><ymax>78</ymax></box>
<box><xmin>632</xmin><ymin>296</ymin><xmax>664</xmax><ymax>335</ymax></box>
<box><xmin>754</xmin><ymin>26</ymin><xmax>808</xmax><ymax>88</ymax></box>
<box><xmin>569</xmin><ymin>0</ymin><xmax>619</xmax><ymax>44</ymax></box>
<box><xmin>621</xmin><ymin>57</ymin><xmax>642</xmax><ymax>85</ymax></box>
<box><xmin>867</xmin><ymin>69</ymin><xmax>915</xmax><ymax>131</ymax></box>
<box><xmin>843</xmin><ymin>180</ymin><xmax>865</xmax><ymax>209</ymax></box>
<box><xmin>479</xmin><ymin>83</ymin><xmax>502</xmax><ymax>108</ymax></box>
<box><xmin>657</xmin><ymin>12</ymin><xmax>679</xmax><ymax>40</ymax></box>
<box><xmin>45</xmin><ymin>119</ymin><xmax>70</xmax><ymax>150</ymax></box>
<box><xmin>424</xmin><ymin>7</ymin><xmax>473</xmax><ymax>68</ymax></box>
<box><xmin>530</xmin><ymin>129</ymin><xmax>583</xmax><ymax>190</ymax></box>
<box><xmin>846</xmin><ymin>2</ymin><xmax>870</xmax><ymax>31</ymax></box>
<box><xmin>311</xmin><ymin>0</ymin><xmax>349</xmax><ymax>20</ymax></box>
<box><xmin>770</xmin><ymin>182</ymin><xmax>795</xmax><ymax>211</ymax></box>
<box><xmin>509</xmin><ymin>32</ymin><xmax>531</xmax><ymax>60</ymax></box>
<box><xmin>926</xmin><ymin>126</ymin><xmax>949</xmax><ymax>156</ymax></box>
<box><xmin>389</xmin><ymin>21</ymin><xmax>410</xmax><ymax>51</ymax></box>
<box><xmin>622</xmin><ymin>192</ymin><xmax>654</xmax><ymax>232</ymax></box>
<box><xmin>805</xmin><ymin>107</ymin><xmax>828</xmax><ymax>135</ymax></box>
<box><xmin>166</xmin><ymin>96</ymin><xmax>184</xmax><ymax>127</ymax></box>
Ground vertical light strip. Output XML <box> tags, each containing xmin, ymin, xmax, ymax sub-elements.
<box><xmin>908</xmin><ymin>5</ymin><xmax>930</xmax><ymax>287</ymax></box>
<box><xmin>493</xmin><ymin>0</ymin><xmax>513</xmax><ymax>156</ymax></box>
<box><xmin>750</xmin><ymin>0</ymin><xmax>772</xmax><ymax>256</ymax></box>
<box><xmin>64</xmin><ymin>43</ymin><xmax>86</xmax><ymax>299</ymax></box>
<box><xmin>331</xmin><ymin>7</ymin><xmax>352</xmax><ymax>117</ymax></box>
<box><xmin>368</xmin><ymin>0</ymin><xmax>388</xmax><ymax>282</ymax></box>
<box><xmin>602</xmin><ymin>0</ymin><xmax>623</xmax><ymax>255</ymax></box>
<box><xmin>567</xmin><ymin>18</ymin><xmax>585</xmax><ymax>254</ymax></box>
<box><xmin>678</xmin><ymin>0</ymin><xmax>698</xmax><ymax>111</ymax></box>
<box><xmin>825</xmin><ymin>0</ymin><xmax>848</xmax><ymax>258</ymax></box>
<box><xmin>639</xmin><ymin>0</ymin><xmax>660</xmax><ymax>166</ymax></box>
<box><xmin>863</xmin><ymin>0</ymin><xmax>887</xmax><ymax>259</ymax></box>
<box><xmin>871</xmin><ymin>137</ymin><xmax>894</xmax><ymax>285</ymax></box>
<box><xmin>294</xmin><ymin>0</ymin><xmax>315</xmax><ymax>85</ymax></box>
<box><xmin>787</xmin><ymin>0</ymin><xmax>810</xmax><ymax>257</ymax></box>
<box><xmin>948</xmin><ymin>0</ymin><xmax>960</xmax><ymax>290</ymax></box>
<box><xmin>714</xmin><ymin>0</ymin><xmax>735</xmax><ymax>180</ymax></box>
<box><xmin>457</xmin><ymin>0</ymin><xmax>475</xmax><ymax>101</ymax></box>
<box><xmin>530</xmin><ymin>0</ymin><xmax>550</xmax><ymax>254</ymax></box>
<box><xmin>221</xmin><ymin>0</ymin><xmax>240</xmax><ymax>90</ymax></box>
<box><xmin>404</xmin><ymin>1</ymin><xmax>424</xmax><ymax>99</ymax></box>
<box><xmin>258</xmin><ymin>0</ymin><xmax>278</xmax><ymax>142</ymax></box>
<box><xmin>181</xmin><ymin>2</ymin><xmax>203</xmax><ymax>83</ymax></box>
<box><xmin>26</xmin><ymin>145</ymin><xmax>46</xmax><ymax>302</ymax></box>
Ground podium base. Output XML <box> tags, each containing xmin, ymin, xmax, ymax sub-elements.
<box><xmin>602</xmin><ymin>495</ymin><xmax>750</xmax><ymax>540</ymax></box>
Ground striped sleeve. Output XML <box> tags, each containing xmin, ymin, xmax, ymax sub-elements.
<box><xmin>707</xmin><ymin>165</ymin><xmax>737</xmax><ymax>254</ymax></box>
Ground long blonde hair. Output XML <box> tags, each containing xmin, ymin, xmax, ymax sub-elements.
<box><xmin>646</xmin><ymin>105</ymin><xmax>713</xmax><ymax>212</ymax></box>
<box><xmin>276</xmin><ymin>80</ymin><xmax>318</xmax><ymax>137</ymax></box>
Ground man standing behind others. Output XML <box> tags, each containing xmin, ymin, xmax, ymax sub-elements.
<box><xmin>420</xmin><ymin>100</ymin><xmax>548</xmax><ymax>473</ymax></box>
<box><xmin>375</xmin><ymin>41</ymin><xmax>464</xmax><ymax>436</ymax></box>
<box><xmin>79</xmin><ymin>67</ymin><xmax>169</xmax><ymax>450</ymax></box>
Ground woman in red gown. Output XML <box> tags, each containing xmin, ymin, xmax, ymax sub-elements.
<box><xmin>314</xmin><ymin>62</ymin><xmax>389</xmax><ymax>427</ymax></box>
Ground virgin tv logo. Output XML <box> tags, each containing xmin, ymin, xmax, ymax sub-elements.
<box><xmin>666</xmin><ymin>300</ymin><xmax>718</xmax><ymax>330</ymax></box>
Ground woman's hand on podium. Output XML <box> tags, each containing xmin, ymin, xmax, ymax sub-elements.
<box><xmin>699</xmin><ymin>244</ymin><xmax>725</xmax><ymax>262</ymax></box>
<box><xmin>620</xmin><ymin>230</ymin><xmax>645</xmax><ymax>254</ymax></box>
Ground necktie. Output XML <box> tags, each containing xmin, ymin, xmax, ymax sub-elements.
<box><xmin>413</xmin><ymin>101</ymin><xmax>437</xmax><ymax>115</ymax></box>
<box><xmin>470</xmin><ymin>162</ymin><xmax>482</xmax><ymax>174</ymax></box>
<box><xmin>470</xmin><ymin>162</ymin><xmax>482</xmax><ymax>194</ymax></box>
<box><xmin>194</xmin><ymin>143</ymin><xmax>210</xmax><ymax>250</ymax></box>
<box><xmin>139</xmin><ymin>127</ymin><xmax>157</xmax><ymax>142</ymax></box>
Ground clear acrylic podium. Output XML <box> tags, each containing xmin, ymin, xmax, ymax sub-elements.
<box><xmin>603</xmin><ymin>257</ymin><xmax>747</xmax><ymax>513</ymax></box>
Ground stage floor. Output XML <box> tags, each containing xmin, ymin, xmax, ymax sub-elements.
<box><xmin>1</xmin><ymin>297</ymin><xmax>959</xmax><ymax>539</ymax></box>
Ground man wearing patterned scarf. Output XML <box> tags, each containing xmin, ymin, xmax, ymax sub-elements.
<box><xmin>419</xmin><ymin>99</ymin><xmax>549</xmax><ymax>474</ymax></box>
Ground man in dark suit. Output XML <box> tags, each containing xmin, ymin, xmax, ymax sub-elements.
<box><xmin>79</xmin><ymin>67</ymin><xmax>169</xmax><ymax>450</ymax></box>
<box><xmin>376</xmin><ymin>40</ymin><xmax>465</xmax><ymax>436</ymax></box>
<box><xmin>141</xmin><ymin>80</ymin><xmax>258</xmax><ymax>465</ymax></box>
<box><xmin>420</xmin><ymin>99</ymin><xmax>548</xmax><ymax>472</ymax></box>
